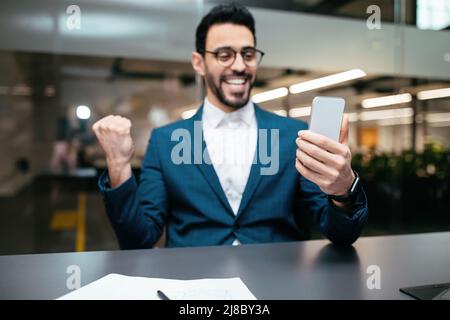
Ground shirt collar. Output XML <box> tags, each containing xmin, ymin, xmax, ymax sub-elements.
<box><xmin>202</xmin><ymin>97</ymin><xmax>255</xmax><ymax>128</ymax></box>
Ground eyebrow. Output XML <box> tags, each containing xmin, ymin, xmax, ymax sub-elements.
<box><xmin>211</xmin><ymin>45</ymin><xmax>256</xmax><ymax>51</ymax></box>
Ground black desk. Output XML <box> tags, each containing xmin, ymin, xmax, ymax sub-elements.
<box><xmin>1</xmin><ymin>232</ymin><xmax>449</xmax><ymax>299</ymax></box>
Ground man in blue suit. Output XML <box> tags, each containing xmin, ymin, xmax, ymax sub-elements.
<box><xmin>93</xmin><ymin>3</ymin><xmax>368</xmax><ymax>249</ymax></box>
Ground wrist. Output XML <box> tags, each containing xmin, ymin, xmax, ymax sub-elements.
<box><xmin>106</xmin><ymin>155</ymin><xmax>131</xmax><ymax>168</ymax></box>
<box><xmin>106</xmin><ymin>157</ymin><xmax>132</xmax><ymax>188</ymax></box>
<box><xmin>329</xmin><ymin>170</ymin><xmax>360</xmax><ymax>203</ymax></box>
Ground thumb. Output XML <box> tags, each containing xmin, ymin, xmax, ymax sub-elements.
<box><xmin>339</xmin><ymin>114</ymin><xmax>349</xmax><ymax>145</ymax></box>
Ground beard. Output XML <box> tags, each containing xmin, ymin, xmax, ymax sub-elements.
<box><xmin>205</xmin><ymin>70</ymin><xmax>254</xmax><ymax>110</ymax></box>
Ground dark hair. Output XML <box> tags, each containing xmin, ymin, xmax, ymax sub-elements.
<box><xmin>195</xmin><ymin>2</ymin><xmax>256</xmax><ymax>53</ymax></box>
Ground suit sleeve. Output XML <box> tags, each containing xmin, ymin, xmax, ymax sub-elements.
<box><xmin>98</xmin><ymin>128</ymin><xmax>168</xmax><ymax>249</ymax></box>
<box><xmin>299</xmin><ymin>174</ymin><xmax>369</xmax><ymax>246</ymax></box>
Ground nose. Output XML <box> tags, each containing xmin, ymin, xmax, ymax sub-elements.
<box><xmin>230</xmin><ymin>52</ymin><xmax>246</xmax><ymax>72</ymax></box>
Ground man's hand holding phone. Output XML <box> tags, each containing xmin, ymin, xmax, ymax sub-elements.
<box><xmin>295</xmin><ymin>96</ymin><xmax>357</xmax><ymax>209</ymax></box>
<box><xmin>295</xmin><ymin>114</ymin><xmax>355</xmax><ymax>197</ymax></box>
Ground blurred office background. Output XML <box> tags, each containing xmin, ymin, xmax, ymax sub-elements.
<box><xmin>0</xmin><ymin>0</ymin><xmax>449</xmax><ymax>254</ymax></box>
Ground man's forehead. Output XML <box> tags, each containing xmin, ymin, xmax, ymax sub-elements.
<box><xmin>205</xmin><ymin>23</ymin><xmax>255</xmax><ymax>49</ymax></box>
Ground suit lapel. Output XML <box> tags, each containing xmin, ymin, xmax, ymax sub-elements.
<box><xmin>188</xmin><ymin>106</ymin><xmax>235</xmax><ymax>215</ymax></box>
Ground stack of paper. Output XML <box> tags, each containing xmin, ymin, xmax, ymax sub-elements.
<box><xmin>57</xmin><ymin>273</ymin><xmax>257</xmax><ymax>300</ymax></box>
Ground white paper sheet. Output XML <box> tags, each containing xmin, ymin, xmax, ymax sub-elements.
<box><xmin>57</xmin><ymin>273</ymin><xmax>257</xmax><ymax>300</ymax></box>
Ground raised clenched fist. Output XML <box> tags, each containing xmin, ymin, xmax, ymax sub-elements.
<box><xmin>92</xmin><ymin>115</ymin><xmax>134</xmax><ymax>187</ymax></box>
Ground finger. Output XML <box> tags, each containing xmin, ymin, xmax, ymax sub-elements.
<box><xmin>107</xmin><ymin>117</ymin><xmax>124</xmax><ymax>131</ymax></box>
<box><xmin>295</xmin><ymin>158</ymin><xmax>326</xmax><ymax>186</ymax></box>
<box><xmin>339</xmin><ymin>114</ymin><xmax>349</xmax><ymax>145</ymax></box>
<box><xmin>92</xmin><ymin>121</ymin><xmax>99</xmax><ymax>133</ymax></box>
<box><xmin>298</xmin><ymin>130</ymin><xmax>347</xmax><ymax>156</ymax></box>
<box><xmin>103</xmin><ymin>115</ymin><xmax>115</xmax><ymax>122</ymax></box>
<box><xmin>296</xmin><ymin>138</ymin><xmax>342</xmax><ymax>168</ymax></box>
<box><xmin>296</xmin><ymin>148</ymin><xmax>337</xmax><ymax>178</ymax></box>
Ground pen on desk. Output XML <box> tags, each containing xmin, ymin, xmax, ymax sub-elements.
<box><xmin>157</xmin><ymin>290</ymin><xmax>170</xmax><ymax>300</ymax></box>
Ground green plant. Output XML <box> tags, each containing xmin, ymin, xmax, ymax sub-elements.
<box><xmin>352</xmin><ymin>142</ymin><xmax>450</xmax><ymax>182</ymax></box>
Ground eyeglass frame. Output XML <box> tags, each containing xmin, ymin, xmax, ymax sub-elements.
<box><xmin>200</xmin><ymin>46</ymin><xmax>265</xmax><ymax>67</ymax></box>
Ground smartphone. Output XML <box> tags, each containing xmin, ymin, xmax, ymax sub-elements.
<box><xmin>309</xmin><ymin>96</ymin><xmax>345</xmax><ymax>141</ymax></box>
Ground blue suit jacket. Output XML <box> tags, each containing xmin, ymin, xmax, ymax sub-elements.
<box><xmin>99</xmin><ymin>104</ymin><xmax>368</xmax><ymax>249</ymax></box>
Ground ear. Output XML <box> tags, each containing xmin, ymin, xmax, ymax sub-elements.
<box><xmin>191</xmin><ymin>51</ymin><xmax>206</xmax><ymax>77</ymax></box>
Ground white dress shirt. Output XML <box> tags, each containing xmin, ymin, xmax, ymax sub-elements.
<box><xmin>202</xmin><ymin>98</ymin><xmax>258</xmax><ymax>245</ymax></box>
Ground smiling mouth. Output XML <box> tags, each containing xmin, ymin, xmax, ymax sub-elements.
<box><xmin>222</xmin><ymin>76</ymin><xmax>249</xmax><ymax>86</ymax></box>
<box><xmin>224</xmin><ymin>78</ymin><xmax>247</xmax><ymax>85</ymax></box>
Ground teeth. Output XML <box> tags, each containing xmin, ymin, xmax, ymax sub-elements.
<box><xmin>225</xmin><ymin>78</ymin><xmax>246</xmax><ymax>85</ymax></box>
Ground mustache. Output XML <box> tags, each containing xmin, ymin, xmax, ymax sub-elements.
<box><xmin>220</xmin><ymin>72</ymin><xmax>252</xmax><ymax>82</ymax></box>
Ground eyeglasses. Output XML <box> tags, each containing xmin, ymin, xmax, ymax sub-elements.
<box><xmin>202</xmin><ymin>47</ymin><xmax>265</xmax><ymax>68</ymax></box>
